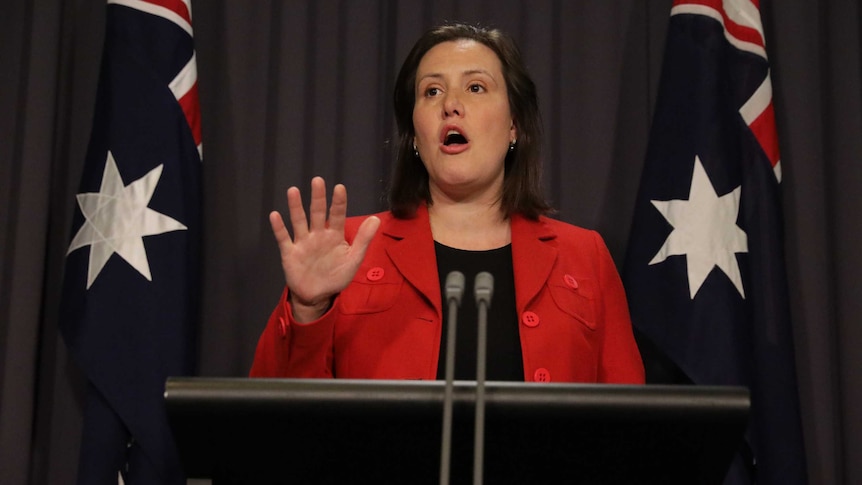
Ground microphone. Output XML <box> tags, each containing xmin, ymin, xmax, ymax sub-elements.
<box><xmin>440</xmin><ymin>271</ymin><xmax>465</xmax><ymax>485</ymax></box>
<box><xmin>473</xmin><ymin>271</ymin><xmax>494</xmax><ymax>485</ymax></box>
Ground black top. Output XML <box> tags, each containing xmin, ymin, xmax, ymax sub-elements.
<box><xmin>434</xmin><ymin>242</ymin><xmax>523</xmax><ymax>381</ymax></box>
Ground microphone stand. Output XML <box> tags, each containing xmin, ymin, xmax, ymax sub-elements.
<box><xmin>473</xmin><ymin>272</ymin><xmax>494</xmax><ymax>485</ymax></box>
<box><xmin>439</xmin><ymin>271</ymin><xmax>465</xmax><ymax>485</ymax></box>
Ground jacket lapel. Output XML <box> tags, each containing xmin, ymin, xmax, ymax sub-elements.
<box><xmin>381</xmin><ymin>206</ymin><xmax>442</xmax><ymax>321</ymax></box>
<box><xmin>511</xmin><ymin>214</ymin><xmax>558</xmax><ymax>313</ymax></box>
<box><xmin>378</xmin><ymin>209</ymin><xmax>558</xmax><ymax>319</ymax></box>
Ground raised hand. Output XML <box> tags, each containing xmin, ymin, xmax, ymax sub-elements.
<box><xmin>270</xmin><ymin>176</ymin><xmax>380</xmax><ymax>322</ymax></box>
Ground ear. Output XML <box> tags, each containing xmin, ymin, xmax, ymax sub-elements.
<box><xmin>509</xmin><ymin>120</ymin><xmax>517</xmax><ymax>143</ymax></box>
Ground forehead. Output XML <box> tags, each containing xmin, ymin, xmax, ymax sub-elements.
<box><xmin>416</xmin><ymin>39</ymin><xmax>504</xmax><ymax>78</ymax></box>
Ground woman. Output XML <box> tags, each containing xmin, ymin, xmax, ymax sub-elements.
<box><xmin>250</xmin><ymin>23</ymin><xmax>644</xmax><ymax>384</ymax></box>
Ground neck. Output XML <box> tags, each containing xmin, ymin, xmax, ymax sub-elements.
<box><xmin>428</xmin><ymin>200</ymin><xmax>511</xmax><ymax>250</ymax></box>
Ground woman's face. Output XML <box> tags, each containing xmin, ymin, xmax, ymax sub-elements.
<box><xmin>412</xmin><ymin>39</ymin><xmax>516</xmax><ymax>204</ymax></box>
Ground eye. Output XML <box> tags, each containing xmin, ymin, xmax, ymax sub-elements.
<box><xmin>424</xmin><ymin>87</ymin><xmax>441</xmax><ymax>97</ymax></box>
<box><xmin>468</xmin><ymin>83</ymin><xmax>485</xmax><ymax>93</ymax></box>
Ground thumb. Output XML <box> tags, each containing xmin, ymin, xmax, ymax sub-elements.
<box><xmin>350</xmin><ymin>216</ymin><xmax>381</xmax><ymax>260</ymax></box>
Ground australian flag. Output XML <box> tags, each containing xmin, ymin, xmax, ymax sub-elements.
<box><xmin>59</xmin><ymin>0</ymin><xmax>202</xmax><ymax>483</ymax></box>
<box><xmin>623</xmin><ymin>1</ymin><xmax>807</xmax><ymax>484</ymax></box>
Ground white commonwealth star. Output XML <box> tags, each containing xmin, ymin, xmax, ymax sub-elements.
<box><xmin>67</xmin><ymin>151</ymin><xmax>187</xmax><ymax>289</ymax></box>
<box><xmin>649</xmin><ymin>155</ymin><xmax>748</xmax><ymax>299</ymax></box>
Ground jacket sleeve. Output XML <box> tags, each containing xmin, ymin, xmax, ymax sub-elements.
<box><xmin>592</xmin><ymin>232</ymin><xmax>646</xmax><ymax>384</ymax></box>
<box><xmin>249</xmin><ymin>287</ymin><xmax>336</xmax><ymax>378</ymax></box>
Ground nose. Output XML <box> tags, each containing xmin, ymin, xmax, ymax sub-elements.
<box><xmin>443</xmin><ymin>92</ymin><xmax>464</xmax><ymax>118</ymax></box>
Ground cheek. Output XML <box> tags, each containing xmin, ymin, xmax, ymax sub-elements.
<box><xmin>484</xmin><ymin>103</ymin><xmax>515</xmax><ymax>136</ymax></box>
<box><xmin>412</xmin><ymin>110</ymin><xmax>433</xmax><ymax>143</ymax></box>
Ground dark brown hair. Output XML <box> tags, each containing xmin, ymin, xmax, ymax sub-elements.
<box><xmin>388</xmin><ymin>23</ymin><xmax>552</xmax><ymax>219</ymax></box>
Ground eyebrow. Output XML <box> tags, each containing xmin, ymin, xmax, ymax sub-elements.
<box><xmin>416</xmin><ymin>69</ymin><xmax>496</xmax><ymax>84</ymax></box>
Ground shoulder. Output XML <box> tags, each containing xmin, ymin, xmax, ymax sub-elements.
<box><xmin>529</xmin><ymin>216</ymin><xmax>623</xmax><ymax>292</ymax></box>
<box><xmin>537</xmin><ymin>215</ymin><xmax>593</xmax><ymax>235</ymax></box>
<box><xmin>529</xmin><ymin>216</ymin><xmax>616</xmax><ymax>269</ymax></box>
<box><xmin>535</xmin><ymin>215</ymin><xmax>605</xmax><ymax>248</ymax></box>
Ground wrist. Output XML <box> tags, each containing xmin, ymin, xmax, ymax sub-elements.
<box><xmin>288</xmin><ymin>293</ymin><xmax>333</xmax><ymax>323</ymax></box>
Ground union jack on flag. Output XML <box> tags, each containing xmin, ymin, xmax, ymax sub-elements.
<box><xmin>623</xmin><ymin>1</ymin><xmax>807</xmax><ymax>483</ymax></box>
<box><xmin>60</xmin><ymin>0</ymin><xmax>202</xmax><ymax>483</ymax></box>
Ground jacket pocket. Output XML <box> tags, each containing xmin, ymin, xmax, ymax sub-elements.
<box><xmin>338</xmin><ymin>272</ymin><xmax>404</xmax><ymax>315</ymax></box>
<box><xmin>547</xmin><ymin>276</ymin><xmax>597</xmax><ymax>330</ymax></box>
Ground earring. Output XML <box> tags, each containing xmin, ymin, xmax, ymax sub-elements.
<box><xmin>509</xmin><ymin>140</ymin><xmax>516</xmax><ymax>152</ymax></box>
<box><xmin>413</xmin><ymin>143</ymin><xmax>419</xmax><ymax>158</ymax></box>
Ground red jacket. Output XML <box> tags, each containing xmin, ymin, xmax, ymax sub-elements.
<box><xmin>250</xmin><ymin>206</ymin><xmax>644</xmax><ymax>384</ymax></box>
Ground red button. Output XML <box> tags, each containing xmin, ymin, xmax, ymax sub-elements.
<box><xmin>533</xmin><ymin>368</ymin><xmax>551</xmax><ymax>382</ymax></box>
<box><xmin>366</xmin><ymin>267</ymin><xmax>385</xmax><ymax>281</ymax></box>
<box><xmin>564</xmin><ymin>274</ymin><xmax>578</xmax><ymax>289</ymax></box>
<box><xmin>521</xmin><ymin>311</ymin><xmax>540</xmax><ymax>327</ymax></box>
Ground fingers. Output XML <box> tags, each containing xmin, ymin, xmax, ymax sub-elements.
<box><xmin>282</xmin><ymin>177</ymin><xmax>348</xmax><ymax>238</ymax></box>
<box><xmin>286</xmin><ymin>186</ymin><xmax>309</xmax><ymax>239</ymax></box>
<box><xmin>269</xmin><ymin>211</ymin><xmax>293</xmax><ymax>248</ymax></box>
<box><xmin>328</xmin><ymin>184</ymin><xmax>347</xmax><ymax>232</ymax></box>
<box><xmin>308</xmin><ymin>176</ymin><xmax>327</xmax><ymax>231</ymax></box>
<box><xmin>351</xmin><ymin>215</ymin><xmax>381</xmax><ymax>259</ymax></box>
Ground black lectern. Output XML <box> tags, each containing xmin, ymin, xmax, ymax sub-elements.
<box><xmin>165</xmin><ymin>378</ymin><xmax>749</xmax><ymax>484</ymax></box>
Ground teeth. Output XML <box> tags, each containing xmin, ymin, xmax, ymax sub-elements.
<box><xmin>447</xmin><ymin>129</ymin><xmax>460</xmax><ymax>136</ymax></box>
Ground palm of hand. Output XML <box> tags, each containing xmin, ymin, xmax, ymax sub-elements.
<box><xmin>270</xmin><ymin>177</ymin><xmax>380</xmax><ymax>313</ymax></box>
<box><xmin>280</xmin><ymin>225</ymin><xmax>362</xmax><ymax>306</ymax></box>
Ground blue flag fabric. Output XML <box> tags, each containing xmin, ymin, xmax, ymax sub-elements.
<box><xmin>60</xmin><ymin>1</ymin><xmax>202</xmax><ymax>483</ymax></box>
<box><xmin>623</xmin><ymin>1</ymin><xmax>807</xmax><ymax>484</ymax></box>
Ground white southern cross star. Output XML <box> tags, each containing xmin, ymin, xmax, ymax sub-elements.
<box><xmin>649</xmin><ymin>155</ymin><xmax>748</xmax><ymax>299</ymax></box>
<box><xmin>67</xmin><ymin>151</ymin><xmax>187</xmax><ymax>289</ymax></box>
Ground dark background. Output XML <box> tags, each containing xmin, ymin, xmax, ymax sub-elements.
<box><xmin>2</xmin><ymin>1</ymin><xmax>859</xmax><ymax>483</ymax></box>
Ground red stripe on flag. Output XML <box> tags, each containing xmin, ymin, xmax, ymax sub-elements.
<box><xmin>723</xmin><ymin>17</ymin><xmax>765</xmax><ymax>50</ymax></box>
<box><xmin>673</xmin><ymin>0</ymin><xmax>765</xmax><ymax>49</ymax></box>
<box><xmin>673</xmin><ymin>0</ymin><xmax>723</xmax><ymax>10</ymax></box>
<box><xmin>139</xmin><ymin>0</ymin><xmax>191</xmax><ymax>26</ymax></box>
<box><xmin>177</xmin><ymin>83</ymin><xmax>202</xmax><ymax>147</ymax></box>
<box><xmin>748</xmin><ymin>102</ymin><xmax>780</xmax><ymax>169</ymax></box>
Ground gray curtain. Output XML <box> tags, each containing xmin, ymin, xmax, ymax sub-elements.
<box><xmin>1</xmin><ymin>0</ymin><xmax>859</xmax><ymax>483</ymax></box>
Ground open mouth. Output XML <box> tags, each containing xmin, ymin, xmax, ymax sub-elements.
<box><xmin>443</xmin><ymin>129</ymin><xmax>468</xmax><ymax>146</ymax></box>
